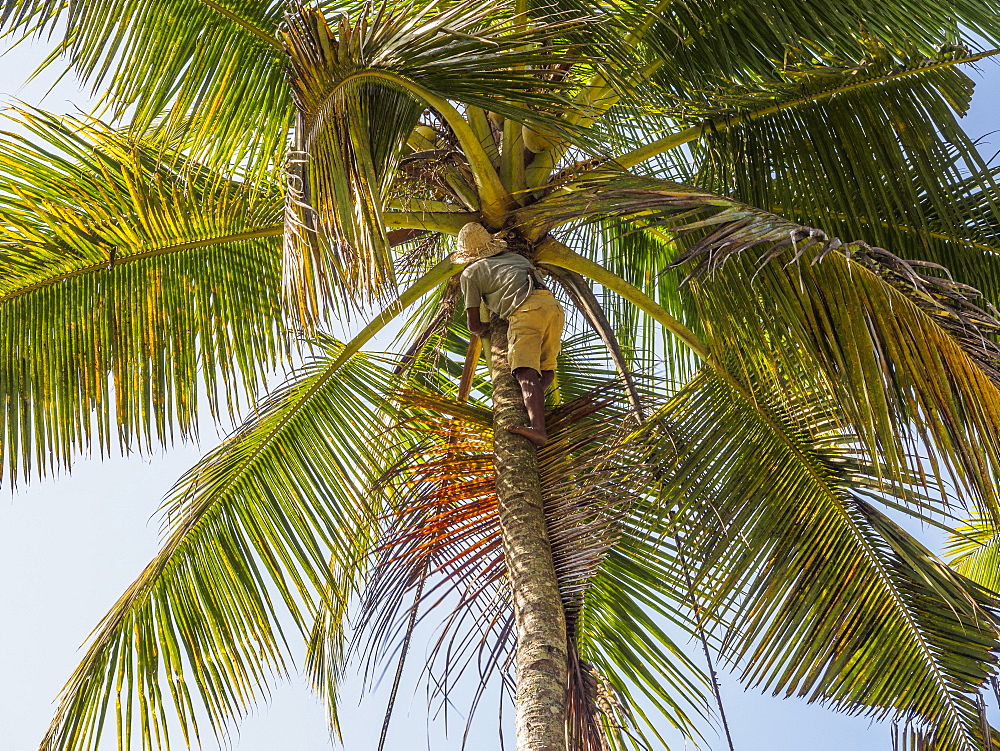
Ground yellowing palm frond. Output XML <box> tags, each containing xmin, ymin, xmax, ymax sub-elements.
<box><xmin>946</xmin><ymin>514</ymin><xmax>1000</xmax><ymax>594</ymax></box>
<box><xmin>638</xmin><ymin>366</ymin><xmax>1000</xmax><ymax>749</ymax></box>
<box><xmin>4</xmin><ymin>0</ymin><xmax>292</xmax><ymax>174</ymax></box>
<box><xmin>0</xmin><ymin>109</ymin><xmax>285</xmax><ymax>485</ymax></box>
<box><xmin>41</xmin><ymin>343</ymin><xmax>401</xmax><ymax>751</ymax></box>
<box><xmin>280</xmin><ymin>0</ymin><xmax>592</xmax><ymax>326</ymax></box>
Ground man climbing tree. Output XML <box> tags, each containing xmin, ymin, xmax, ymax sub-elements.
<box><xmin>456</xmin><ymin>222</ymin><xmax>565</xmax><ymax>447</ymax></box>
<box><xmin>7</xmin><ymin>2</ymin><xmax>1000</xmax><ymax>751</ymax></box>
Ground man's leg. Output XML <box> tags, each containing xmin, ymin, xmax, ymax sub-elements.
<box><xmin>506</xmin><ymin>367</ymin><xmax>549</xmax><ymax>448</ymax></box>
<box><xmin>505</xmin><ymin>293</ymin><xmax>559</xmax><ymax>448</ymax></box>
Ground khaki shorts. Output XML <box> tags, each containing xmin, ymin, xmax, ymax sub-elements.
<box><xmin>507</xmin><ymin>290</ymin><xmax>565</xmax><ymax>373</ymax></box>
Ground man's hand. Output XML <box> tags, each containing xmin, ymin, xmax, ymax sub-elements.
<box><xmin>467</xmin><ymin>307</ymin><xmax>489</xmax><ymax>337</ymax></box>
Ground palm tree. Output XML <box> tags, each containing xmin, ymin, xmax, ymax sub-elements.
<box><xmin>3</xmin><ymin>1</ymin><xmax>1000</xmax><ymax>749</ymax></box>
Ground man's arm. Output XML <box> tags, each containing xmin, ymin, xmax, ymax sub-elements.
<box><xmin>467</xmin><ymin>307</ymin><xmax>489</xmax><ymax>337</ymax></box>
<box><xmin>461</xmin><ymin>266</ymin><xmax>489</xmax><ymax>337</ymax></box>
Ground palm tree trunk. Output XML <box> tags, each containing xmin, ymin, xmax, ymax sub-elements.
<box><xmin>488</xmin><ymin>318</ymin><xmax>569</xmax><ymax>751</ymax></box>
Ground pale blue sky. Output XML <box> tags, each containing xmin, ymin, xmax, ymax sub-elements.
<box><xmin>2</xmin><ymin>26</ymin><xmax>999</xmax><ymax>751</ymax></box>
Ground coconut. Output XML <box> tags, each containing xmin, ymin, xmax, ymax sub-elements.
<box><xmin>414</xmin><ymin>125</ymin><xmax>436</xmax><ymax>140</ymax></box>
<box><xmin>522</xmin><ymin>123</ymin><xmax>563</xmax><ymax>154</ymax></box>
<box><xmin>408</xmin><ymin>124</ymin><xmax>437</xmax><ymax>151</ymax></box>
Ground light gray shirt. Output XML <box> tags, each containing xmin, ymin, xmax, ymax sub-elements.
<box><xmin>460</xmin><ymin>252</ymin><xmax>545</xmax><ymax>320</ymax></box>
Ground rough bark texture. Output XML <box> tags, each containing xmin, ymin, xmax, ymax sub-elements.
<box><xmin>488</xmin><ymin>319</ymin><xmax>569</xmax><ymax>751</ymax></box>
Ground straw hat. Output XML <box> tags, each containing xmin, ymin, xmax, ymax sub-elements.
<box><xmin>453</xmin><ymin>222</ymin><xmax>507</xmax><ymax>264</ymax></box>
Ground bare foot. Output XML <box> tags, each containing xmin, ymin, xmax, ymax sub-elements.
<box><xmin>505</xmin><ymin>425</ymin><xmax>548</xmax><ymax>448</ymax></box>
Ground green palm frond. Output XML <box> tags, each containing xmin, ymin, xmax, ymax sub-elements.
<box><xmin>39</xmin><ymin>256</ymin><xmax>460</xmax><ymax>751</ymax></box>
<box><xmin>629</xmin><ymin>0</ymin><xmax>1000</xmax><ymax>96</ymax></box>
<box><xmin>682</xmin><ymin>51</ymin><xmax>1000</xmax><ymax>291</ymax></box>
<box><xmin>614</xmin><ymin>44</ymin><xmax>998</xmax><ymax>165</ymax></box>
<box><xmin>893</xmin><ymin>723</ymin><xmax>1000</xmax><ymax>751</ymax></box>
<box><xmin>527</xmin><ymin>174</ymin><xmax>1000</xmax><ymax>512</ymax></box>
<box><xmin>2</xmin><ymin>0</ymin><xmax>292</xmax><ymax>174</ymax></box>
<box><xmin>894</xmin><ymin>164</ymin><xmax>1000</xmax><ymax>305</ymax></box>
<box><xmin>639</xmin><ymin>365</ymin><xmax>1000</xmax><ymax>750</ymax></box>
<box><xmin>946</xmin><ymin>514</ymin><xmax>1000</xmax><ymax>593</ymax></box>
<box><xmin>41</xmin><ymin>342</ymin><xmax>400</xmax><ymax>751</ymax></box>
<box><xmin>0</xmin><ymin>109</ymin><xmax>285</xmax><ymax>485</ymax></box>
<box><xmin>654</xmin><ymin>46</ymin><xmax>987</xmax><ymax>127</ymax></box>
<box><xmin>690</xmin><ymin>243</ymin><xmax>1000</xmax><ymax>514</ymax></box>
<box><xmin>529</xmin><ymin>0</ymin><xmax>1000</xmax><ymax>181</ymax></box>
<box><xmin>281</xmin><ymin>0</ymin><xmax>593</xmax><ymax>327</ymax></box>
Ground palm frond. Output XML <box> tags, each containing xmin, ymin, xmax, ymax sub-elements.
<box><xmin>0</xmin><ymin>108</ymin><xmax>285</xmax><ymax>485</ymax></box>
<box><xmin>946</xmin><ymin>514</ymin><xmax>1000</xmax><ymax>594</ymax></box>
<box><xmin>638</xmin><ymin>365</ymin><xmax>1000</xmax><ymax>750</ymax></box>
<box><xmin>680</xmin><ymin>50</ymin><xmax>1000</xmax><ymax>297</ymax></box>
<box><xmin>2</xmin><ymin>0</ymin><xmax>292</xmax><ymax>174</ymax></box>
<box><xmin>689</xmin><ymin>242</ymin><xmax>1000</xmax><ymax>514</ymax></box>
<box><xmin>40</xmin><ymin>342</ymin><xmax>401</xmax><ymax>751</ymax></box>
<box><xmin>343</xmin><ymin>392</ymin><xmax>509</xmax><ymax>743</ymax></box>
<box><xmin>526</xmin><ymin>173</ymin><xmax>1000</xmax><ymax>512</ymax></box>
<box><xmin>893</xmin><ymin>718</ymin><xmax>1000</xmax><ymax>750</ymax></box>
<box><xmin>614</xmin><ymin>45</ymin><xmax>997</xmax><ymax>166</ymax></box>
<box><xmin>627</xmin><ymin>0</ymin><xmax>1000</xmax><ymax>98</ymax></box>
<box><xmin>280</xmin><ymin>0</ymin><xmax>594</xmax><ymax>326</ymax></box>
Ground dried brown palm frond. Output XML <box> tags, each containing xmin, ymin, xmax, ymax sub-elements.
<box><xmin>566</xmin><ymin>643</ymin><xmax>640</xmax><ymax>751</ymax></box>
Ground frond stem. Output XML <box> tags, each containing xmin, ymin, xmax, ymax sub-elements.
<box><xmin>625</xmin><ymin>0</ymin><xmax>677</xmax><ymax>47</ymax></box>
<box><xmin>384</xmin><ymin>211</ymin><xmax>479</xmax><ymax>234</ymax></box>
<box><xmin>535</xmin><ymin>238</ymin><xmax>709</xmax><ymax>360</ymax></box>
<box><xmin>0</xmin><ymin>224</ymin><xmax>283</xmax><ymax>305</ymax></box>
<box><xmin>197</xmin><ymin>0</ymin><xmax>283</xmax><ymax>51</ymax></box>
<box><xmin>615</xmin><ymin>48</ymin><xmax>1000</xmax><ymax>171</ymax></box>
<box><xmin>331</xmin><ymin>71</ymin><xmax>512</xmax><ymax>223</ymax></box>
<box><xmin>332</xmin><ymin>258</ymin><xmax>460</xmax><ymax>369</ymax></box>
<box><xmin>387</xmin><ymin>198</ymin><xmax>472</xmax><ymax>214</ymax></box>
